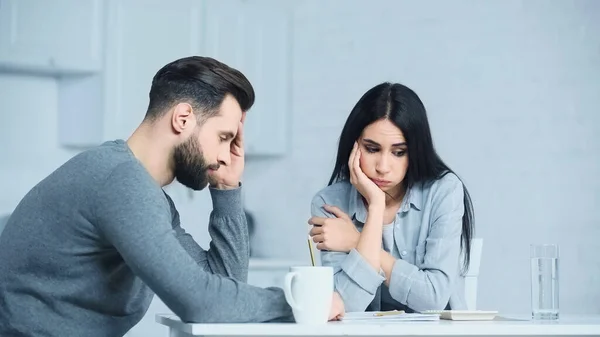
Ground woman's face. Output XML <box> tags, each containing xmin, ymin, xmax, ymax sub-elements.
<box><xmin>358</xmin><ymin>119</ymin><xmax>409</xmax><ymax>196</ymax></box>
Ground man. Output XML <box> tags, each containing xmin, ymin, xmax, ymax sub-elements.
<box><xmin>0</xmin><ymin>56</ymin><xmax>344</xmax><ymax>337</ymax></box>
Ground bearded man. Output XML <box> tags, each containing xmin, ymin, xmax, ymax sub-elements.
<box><xmin>0</xmin><ymin>56</ymin><xmax>345</xmax><ymax>337</ymax></box>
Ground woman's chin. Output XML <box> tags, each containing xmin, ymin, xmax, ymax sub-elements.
<box><xmin>382</xmin><ymin>184</ymin><xmax>403</xmax><ymax>196</ymax></box>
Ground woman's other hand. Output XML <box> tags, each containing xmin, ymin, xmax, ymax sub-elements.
<box><xmin>308</xmin><ymin>205</ymin><xmax>359</xmax><ymax>252</ymax></box>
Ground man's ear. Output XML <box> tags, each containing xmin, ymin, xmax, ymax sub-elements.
<box><xmin>171</xmin><ymin>103</ymin><xmax>195</xmax><ymax>134</ymax></box>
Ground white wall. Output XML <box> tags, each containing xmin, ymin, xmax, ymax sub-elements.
<box><xmin>0</xmin><ymin>1</ymin><xmax>599</xmax><ymax>335</ymax></box>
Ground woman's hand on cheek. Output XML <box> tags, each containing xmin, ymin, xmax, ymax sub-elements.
<box><xmin>308</xmin><ymin>205</ymin><xmax>359</xmax><ymax>252</ymax></box>
<box><xmin>349</xmin><ymin>142</ymin><xmax>385</xmax><ymax>207</ymax></box>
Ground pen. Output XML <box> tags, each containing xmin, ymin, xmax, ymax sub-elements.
<box><xmin>374</xmin><ymin>310</ymin><xmax>405</xmax><ymax>317</ymax></box>
<box><xmin>307</xmin><ymin>236</ymin><xmax>316</xmax><ymax>266</ymax></box>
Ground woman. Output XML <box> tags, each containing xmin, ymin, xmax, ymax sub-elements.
<box><xmin>308</xmin><ymin>82</ymin><xmax>474</xmax><ymax>313</ymax></box>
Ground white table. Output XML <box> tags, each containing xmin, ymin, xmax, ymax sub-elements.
<box><xmin>156</xmin><ymin>314</ymin><xmax>600</xmax><ymax>337</ymax></box>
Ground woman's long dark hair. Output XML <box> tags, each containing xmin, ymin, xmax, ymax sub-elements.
<box><xmin>328</xmin><ymin>82</ymin><xmax>475</xmax><ymax>274</ymax></box>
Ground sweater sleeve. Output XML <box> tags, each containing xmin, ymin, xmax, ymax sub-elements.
<box><xmin>167</xmin><ymin>187</ymin><xmax>250</xmax><ymax>282</ymax></box>
<box><xmin>94</xmin><ymin>162</ymin><xmax>293</xmax><ymax>323</ymax></box>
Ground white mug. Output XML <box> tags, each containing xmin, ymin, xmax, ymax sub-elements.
<box><xmin>283</xmin><ymin>266</ymin><xmax>333</xmax><ymax>324</ymax></box>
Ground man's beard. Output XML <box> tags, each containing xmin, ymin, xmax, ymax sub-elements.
<box><xmin>173</xmin><ymin>136</ymin><xmax>219</xmax><ymax>191</ymax></box>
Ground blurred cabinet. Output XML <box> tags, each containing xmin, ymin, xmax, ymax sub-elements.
<box><xmin>202</xmin><ymin>0</ymin><xmax>292</xmax><ymax>156</ymax></box>
<box><xmin>102</xmin><ymin>0</ymin><xmax>203</xmax><ymax>140</ymax></box>
<box><xmin>56</xmin><ymin>0</ymin><xmax>202</xmax><ymax>148</ymax></box>
<box><xmin>0</xmin><ymin>0</ymin><xmax>104</xmax><ymax>75</ymax></box>
<box><xmin>39</xmin><ymin>0</ymin><xmax>293</xmax><ymax>156</ymax></box>
<box><xmin>0</xmin><ymin>0</ymin><xmax>292</xmax><ymax>156</ymax></box>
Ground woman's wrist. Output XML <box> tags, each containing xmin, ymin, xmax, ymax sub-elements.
<box><xmin>367</xmin><ymin>199</ymin><xmax>385</xmax><ymax>215</ymax></box>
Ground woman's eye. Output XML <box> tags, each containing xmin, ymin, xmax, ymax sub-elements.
<box><xmin>364</xmin><ymin>147</ymin><xmax>378</xmax><ymax>153</ymax></box>
<box><xmin>394</xmin><ymin>151</ymin><xmax>406</xmax><ymax>157</ymax></box>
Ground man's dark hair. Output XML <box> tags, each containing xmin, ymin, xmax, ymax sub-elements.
<box><xmin>144</xmin><ymin>56</ymin><xmax>255</xmax><ymax>122</ymax></box>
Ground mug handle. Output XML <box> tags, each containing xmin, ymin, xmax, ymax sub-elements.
<box><xmin>283</xmin><ymin>272</ymin><xmax>302</xmax><ymax>311</ymax></box>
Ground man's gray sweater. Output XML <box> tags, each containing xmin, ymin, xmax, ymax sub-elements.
<box><xmin>0</xmin><ymin>139</ymin><xmax>293</xmax><ymax>337</ymax></box>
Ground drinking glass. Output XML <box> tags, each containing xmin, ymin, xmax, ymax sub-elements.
<box><xmin>530</xmin><ymin>244</ymin><xmax>559</xmax><ymax>320</ymax></box>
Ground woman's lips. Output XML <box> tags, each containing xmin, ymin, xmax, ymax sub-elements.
<box><xmin>371</xmin><ymin>178</ymin><xmax>391</xmax><ymax>187</ymax></box>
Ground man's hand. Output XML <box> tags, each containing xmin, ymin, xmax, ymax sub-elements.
<box><xmin>209</xmin><ymin>113</ymin><xmax>246</xmax><ymax>189</ymax></box>
<box><xmin>308</xmin><ymin>205</ymin><xmax>360</xmax><ymax>252</ymax></box>
<box><xmin>329</xmin><ymin>292</ymin><xmax>345</xmax><ymax>321</ymax></box>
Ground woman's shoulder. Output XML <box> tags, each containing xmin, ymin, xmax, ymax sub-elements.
<box><xmin>433</xmin><ymin>171</ymin><xmax>462</xmax><ymax>190</ymax></box>
<box><xmin>421</xmin><ymin>172</ymin><xmax>465</xmax><ymax>206</ymax></box>
<box><xmin>311</xmin><ymin>180</ymin><xmax>353</xmax><ymax>207</ymax></box>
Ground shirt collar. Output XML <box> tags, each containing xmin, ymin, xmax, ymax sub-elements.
<box><xmin>349</xmin><ymin>184</ymin><xmax>422</xmax><ymax>223</ymax></box>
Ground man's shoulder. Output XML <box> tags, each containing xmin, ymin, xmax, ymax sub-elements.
<box><xmin>29</xmin><ymin>139</ymin><xmax>134</xmax><ymax>192</ymax></box>
<box><xmin>77</xmin><ymin>139</ymin><xmax>133</xmax><ymax>168</ymax></box>
<box><xmin>87</xmin><ymin>142</ymin><xmax>161</xmax><ymax>197</ymax></box>
<box><xmin>60</xmin><ymin>139</ymin><xmax>132</xmax><ymax>174</ymax></box>
<box><xmin>52</xmin><ymin>139</ymin><xmax>158</xmax><ymax>201</ymax></box>
<box><xmin>89</xmin><ymin>142</ymin><xmax>172</xmax><ymax>225</ymax></box>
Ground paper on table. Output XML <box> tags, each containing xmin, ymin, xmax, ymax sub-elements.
<box><xmin>342</xmin><ymin>311</ymin><xmax>440</xmax><ymax>322</ymax></box>
<box><xmin>420</xmin><ymin>310</ymin><xmax>498</xmax><ymax>321</ymax></box>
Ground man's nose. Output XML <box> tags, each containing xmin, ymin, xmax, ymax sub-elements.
<box><xmin>217</xmin><ymin>149</ymin><xmax>231</xmax><ymax>166</ymax></box>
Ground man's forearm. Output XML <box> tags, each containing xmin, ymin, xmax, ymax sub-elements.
<box><xmin>204</xmin><ymin>187</ymin><xmax>250</xmax><ymax>282</ymax></box>
<box><xmin>131</xmin><ymin>231</ymin><xmax>293</xmax><ymax>323</ymax></box>
<box><xmin>171</xmin><ymin>187</ymin><xmax>249</xmax><ymax>281</ymax></box>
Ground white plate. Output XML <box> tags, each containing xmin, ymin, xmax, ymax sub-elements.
<box><xmin>421</xmin><ymin>310</ymin><xmax>498</xmax><ymax>321</ymax></box>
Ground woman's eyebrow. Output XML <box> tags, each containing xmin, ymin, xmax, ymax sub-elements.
<box><xmin>363</xmin><ymin>138</ymin><xmax>406</xmax><ymax>147</ymax></box>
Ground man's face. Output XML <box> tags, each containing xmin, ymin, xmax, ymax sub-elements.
<box><xmin>172</xmin><ymin>95</ymin><xmax>243</xmax><ymax>190</ymax></box>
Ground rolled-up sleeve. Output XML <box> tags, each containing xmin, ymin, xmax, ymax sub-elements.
<box><xmin>311</xmin><ymin>195</ymin><xmax>385</xmax><ymax>312</ymax></box>
<box><xmin>388</xmin><ymin>177</ymin><xmax>464</xmax><ymax>311</ymax></box>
